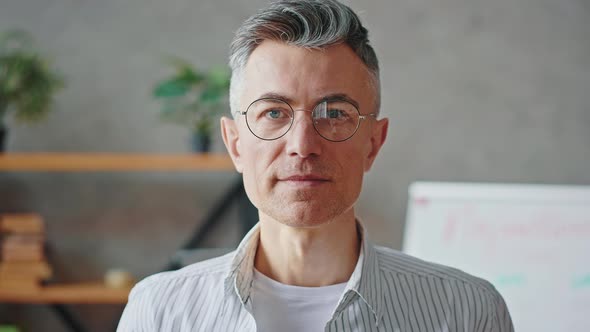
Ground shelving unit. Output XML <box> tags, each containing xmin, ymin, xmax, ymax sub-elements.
<box><xmin>0</xmin><ymin>152</ymin><xmax>248</xmax><ymax>332</ymax></box>
<box><xmin>0</xmin><ymin>282</ymin><xmax>132</xmax><ymax>304</ymax></box>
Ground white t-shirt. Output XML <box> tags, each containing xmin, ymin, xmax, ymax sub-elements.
<box><xmin>251</xmin><ymin>269</ymin><xmax>347</xmax><ymax>332</ymax></box>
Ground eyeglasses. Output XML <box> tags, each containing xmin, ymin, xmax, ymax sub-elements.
<box><xmin>238</xmin><ymin>98</ymin><xmax>376</xmax><ymax>142</ymax></box>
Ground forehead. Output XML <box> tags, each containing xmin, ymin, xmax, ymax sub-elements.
<box><xmin>240</xmin><ymin>40</ymin><xmax>373</xmax><ymax>108</ymax></box>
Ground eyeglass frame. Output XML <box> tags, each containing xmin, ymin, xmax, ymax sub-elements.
<box><xmin>236</xmin><ymin>97</ymin><xmax>377</xmax><ymax>142</ymax></box>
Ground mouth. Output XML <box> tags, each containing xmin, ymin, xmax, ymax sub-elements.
<box><xmin>277</xmin><ymin>175</ymin><xmax>331</xmax><ymax>187</ymax></box>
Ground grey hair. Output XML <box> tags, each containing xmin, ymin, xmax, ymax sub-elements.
<box><xmin>228</xmin><ymin>0</ymin><xmax>380</xmax><ymax>116</ymax></box>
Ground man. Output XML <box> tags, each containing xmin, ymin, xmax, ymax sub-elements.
<box><xmin>118</xmin><ymin>1</ymin><xmax>514</xmax><ymax>331</ymax></box>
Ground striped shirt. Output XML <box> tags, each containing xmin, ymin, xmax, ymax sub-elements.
<box><xmin>117</xmin><ymin>223</ymin><xmax>514</xmax><ymax>331</ymax></box>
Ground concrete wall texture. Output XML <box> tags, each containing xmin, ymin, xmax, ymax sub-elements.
<box><xmin>0</xmin><ymin>0</ymin><xmax>588</xmax><ymax>330</ymax></box>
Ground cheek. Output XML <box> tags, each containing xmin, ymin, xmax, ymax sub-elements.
<box><xmin>240</xmin><ymin>139</ymin><xmax>282</xmax><ymax>198</ymax></box>
<box><xmin>342</xmin><ymin>139</ymin><xmax>369</xmax><ymax>167</ymax></box>
<box><xmin>241</xmin><ymin>158</ymin><xmax>265</xmax><ymax>210</ymax></box>
<box><xmin>338</xmin><ymin>144</ymin><xmax>369</xmax><ymax>189</ymax></box>
<box><xmin>347</xmin><ymin>162</ymin><xmax>366</xmax><ymax>192</ymax></box>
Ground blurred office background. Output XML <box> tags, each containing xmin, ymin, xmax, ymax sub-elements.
<box><xmin>0</xmin><ymin>0</ymin><xmax>588</xmax><ymax>330</ymax></box>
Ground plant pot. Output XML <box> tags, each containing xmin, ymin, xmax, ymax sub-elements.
<box><xmin>0</xmin><ymin>125</ymin><xmax>6</xmax><ymax>153</ymax></box>
<box><xmin>191</xmin><ymin>132</ymin><xmax>211</xmax><ymax>153</ymax></box>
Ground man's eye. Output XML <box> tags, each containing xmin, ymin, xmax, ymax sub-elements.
<box><xmin>328</xmin><ymin>109</ymin><xmax>347</xmax><ymax>119</ymax></box>
<box><xmin>264</xmin><ymin>109</ymin><xmax>286</xmax><ymax>119</ymax></box>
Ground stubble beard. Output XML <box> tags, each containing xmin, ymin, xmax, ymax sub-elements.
<box><xmin>249</xmin><ymin>157</ymin><xmax>358</xmax><ymax>228</ymax></box>
<box><xmin>257</xmin><ymin>184</ymin><xmax>354</xmax><ymax>228</ymax></box>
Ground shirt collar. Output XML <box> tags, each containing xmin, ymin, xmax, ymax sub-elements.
<box><xmin>223</xmin><ymin>221</ymin><xmax>384</xmax><ymax>326</ymax></box>
<box><xmin>340</xmin><ymin>222</ymin><xmax>385</xmax><ymax>326</ymax></box>
<box><xmin>224</xmin><ymin>223</ymin><xmax>259</xmax><ymax>305</ymax></box>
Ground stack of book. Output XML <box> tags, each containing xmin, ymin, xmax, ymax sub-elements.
<box><xmin>0</xmin><ymin>213</ymin><xmax>52</xmax><ymax>292</ymax></box>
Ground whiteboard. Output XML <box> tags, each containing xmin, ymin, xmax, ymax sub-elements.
<box><xmin>403</xmin><ymin>182</ymin><xmax>590</xmax><ymax>332</ymax></box>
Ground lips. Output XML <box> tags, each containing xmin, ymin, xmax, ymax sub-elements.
<box><xmin>280</xmin><ymin>175</ymin><xmax>330</xmax><ymax>181</ymax></box>
<box><xmin>277</xmin><ymin>174</ymin><xmax>331</xmax><ymax>188</ymax></box>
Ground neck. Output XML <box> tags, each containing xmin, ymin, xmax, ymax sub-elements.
<box><xmin>254</xmin><ymin>211</ymin><xmax>361</xmax><ymax>287</ymax></box>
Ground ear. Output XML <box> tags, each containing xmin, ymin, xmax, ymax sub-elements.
<box><xmin>220</xmin><ymin>116</ymin><xmax>244</xmax><ymax>173</ymax></box>
<box><xmin>364</xmin><ymin>117</ymin><xmax>388</xmax><ymax>172</ymax></box>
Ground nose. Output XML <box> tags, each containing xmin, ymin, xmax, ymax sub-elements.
<box><xmin>285</xmin><ymin>110</ymin><xmax>323</xmax><ymax>158</ymax></box>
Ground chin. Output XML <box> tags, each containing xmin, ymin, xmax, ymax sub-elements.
<box><xmin>262</xmin><ymin>201</ymin><xmax>350</xmax><ymax>228</ymax></box>
<box><xmin>276</xmin><ymin>216</ymin><xmax>332</xmax><ymax>228</ymax></box>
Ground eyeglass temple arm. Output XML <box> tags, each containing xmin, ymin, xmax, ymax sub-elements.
<box><xmin>359</xmin><ymin>113</ymin><xmax>378</xmax><ymax>121</ymax></box>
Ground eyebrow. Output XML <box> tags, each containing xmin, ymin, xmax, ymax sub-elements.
<box><xmin>258</xmin><ymin>92</ymin><xmax>295</xmax><ymax>104</ymax></box>
<box><xmin>257</xmin><ymin>92</ymin><xmax>360</xmax><ymax>109</ymax></box>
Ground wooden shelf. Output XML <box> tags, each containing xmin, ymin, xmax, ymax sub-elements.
<box><xmin>0</xmin><ymin>282</ymin><xmax>131</xmax><ymax>304</ymax></box>
<box><xmin>0</xmin><ymin>153</ymin><xmax>235</xmax><ymax>172</ymax></box>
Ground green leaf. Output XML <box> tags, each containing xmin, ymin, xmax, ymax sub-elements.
<box><xmin>165</xmin><ymin>56</ymin><xmax>205</xmax><ymax>82</ymax></box>
<box><xmin>177</xmin><ymin>66</ymin><xmax>204</xmax><ymax>85</ymax></box>
<box><xmin>207</xmin><ymin>66</ymin><xmax>230</xmax><ymax>89</ymax></box>
<box><xmin>199</xmin><ymin>87</ymin><xmax>222</xmax><ymax>104</ymax></box>
<box><xmin>0</xmin><ymin>32</ymin><xmax>63</xmax><ymax>124</ymax></box>
<box><xmin>153</xmin><ymin>78</ymin><xmax>189</xmax><ymax>98</ymax></box>
<box><xmin>152</xmin><ymin>57</ymin><xmax>230</xmax><ymax>132</ymax></box>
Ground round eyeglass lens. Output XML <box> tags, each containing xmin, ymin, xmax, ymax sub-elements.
<box><xmin>312</xmin><ymin>100</ymin><xmax>360</xmax><ymax>141</ymax></box>
<box><xmin>245</xmin><ymin>99</ymin><xmax>294</xmax><ymax>140</ymax></box>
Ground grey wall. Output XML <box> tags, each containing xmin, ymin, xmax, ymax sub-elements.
<box><xmin>0</xmin><ymin>0</ymin><xmax>588</xmax><ymax>330</ymax></box>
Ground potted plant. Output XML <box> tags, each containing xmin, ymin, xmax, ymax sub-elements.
<box><xmin>153</xmin><ymin>57</ymin><xmax>230</xmax><ymax>153</ymax></box>
<box><xmin>0</xmin><ymin>30</ymin><xmax>64</xmax><ymax>152</ymax></box>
